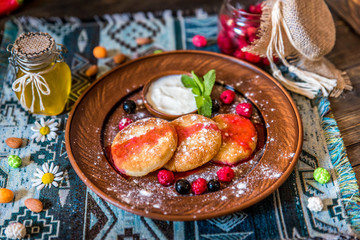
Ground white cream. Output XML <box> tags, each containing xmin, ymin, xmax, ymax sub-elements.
<box><xmin>146</xmin><ymin>74</ymin><xmax>197</xmax><ymax>115</ymax></box>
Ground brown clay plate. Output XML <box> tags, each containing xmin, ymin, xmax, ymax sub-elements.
<box><xmin>65</xmin><ymin>50</ymin><xmax>302</xmax><ymax>221</ymax></box>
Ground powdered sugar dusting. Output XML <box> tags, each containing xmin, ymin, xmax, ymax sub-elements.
<box><xmin>258</xmin><ymin>165</ymin><xmax>282</xmax><ymax>179</ymax></box>
<box><xmin>236</xmin><ymin>182</ymin><xmax>247</xmax><ymax>195</ymax></box>
<box><xmin>139</xmin><ymin>189</ymin><xmax>153</xmax><ymax>197</ymax></box>
<box><xmin>237</xmin><ymin>182</ymin><xmax>246</xmax><ymax>190</ymax></box>
<box><xmin>92</xmin><ymin>82</ymin><xmax>294</xmax><ymax>216</ymax></box>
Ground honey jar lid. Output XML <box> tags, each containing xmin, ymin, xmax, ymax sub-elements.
<box><xmin>12</xmin><ymin>32</ymin><xmax>55</xmax><ymax>59</ymax></box>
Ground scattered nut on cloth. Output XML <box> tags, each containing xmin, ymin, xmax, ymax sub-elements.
<box><xmin>113</xmin><ymin>53</ymin><xmax>126</xmax><ymax>64</ymax></box>
<box><xmin>85</xmin><ymin>65</ymin><xmax>98</xmax><ymax>77</ymax></box>
<box><xmin>24</xmin><ymin>198</ymin><xmax>43</xmax><ymax>213</ymax></box>
<box><xmin>136</xmin><ymin>37</ymin><xmax>152</xmax><ymax>45</ymax></box>
<box><xmin>5</xmin><ymin>137</ymin><xmax>22</xmax><ymax>148</ymax></box>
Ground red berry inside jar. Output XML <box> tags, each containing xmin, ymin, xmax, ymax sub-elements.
<box><xmin>218</xmin><ymin>0</ymin><xmax>270</xmax><ymax>66</ymax></box>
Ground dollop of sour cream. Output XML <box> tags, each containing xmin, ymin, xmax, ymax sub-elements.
<box><xmin>146</xmin><ymin>74</ymin><xmax>197</xmax><ymax>115</ymax></box>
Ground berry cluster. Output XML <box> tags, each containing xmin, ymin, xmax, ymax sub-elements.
<box><xmin>219</xmin><ymin>89</ymin><xmax>253</xmax><ymax>118</ymax></box>
<box><xmin>157</xmin><ymin>167</ymin><xmax>236</xmax><ymax>196</ymax></box>
<box><xmin>118</xmin><ymin>99</ymin><xmax>137</xmax><ymax>131</ymax></box>
<box><xmin>218</xmin><ymin>3</ymin><xmax>275</xmax><ymax>66</ymax></box>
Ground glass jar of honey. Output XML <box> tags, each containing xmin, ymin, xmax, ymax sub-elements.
<box><xmin>7</xmin><ymin>32</ymin><xmax>71</xmax><ymax>115</ymax></box>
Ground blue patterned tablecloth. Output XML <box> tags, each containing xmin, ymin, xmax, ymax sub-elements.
<box><xmin>0</xmin><ymin>11</ymin><xmax>359</xmax><ymax>239</ymax></box>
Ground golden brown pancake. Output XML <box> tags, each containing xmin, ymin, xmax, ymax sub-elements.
<box><xmin>111</xmin><ymin>118</ymin><xmax>177</xmax><ymax>176</ymax></box>
<box><xmin>164</xmin><ymin>114</ymin><xmax>222</xmax><ymax>172</ymax></box>
<box><xmin>212</xmin><ymin>114</ymin><xmax>257</xmax><ymax>165</ymax></box>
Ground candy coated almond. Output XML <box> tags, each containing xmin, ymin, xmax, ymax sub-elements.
<box><xmin>24</xmin><ymin>198</ymin><xmax>43</xmax><ymax>212</ymax></box>
<box><xmin>85</xmin><ymin>65</ymin><xmax>98</xmax><ymax>77</ymax></box>
<box><xmin>136</xmin><ymin>37</ymin><xmax>152</xmax><ymax>45</ymax></box>
<box><xmin>5</xmin><ymin>137</ymin><xmax>22</xmax><ymax>148</ymax></box>
<box><xmin>113</xmin><ymin>53</ymin><xmax>126</xmax><ymax>64</ymax></box>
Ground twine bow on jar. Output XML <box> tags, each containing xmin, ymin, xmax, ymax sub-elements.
<box><xmin>11</xmin><ymin>69</ymin><xmax>51</xmax><ymax>112</ymax></box>
<box><xmin>7</xmin><ymin>32</ymin><xmax>70</xmax><ymax>115</ymax></box>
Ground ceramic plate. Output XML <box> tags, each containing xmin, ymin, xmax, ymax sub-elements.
<box><xmin>65</xmin><ymin>50</ymin><xmax>302</xmax><ymax>221</ymax></box>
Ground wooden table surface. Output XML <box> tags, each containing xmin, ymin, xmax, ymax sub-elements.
<box><xmin>1</xmin><ymin>0</ymin><xmax>359</xmax><ymax>189</ymax></box>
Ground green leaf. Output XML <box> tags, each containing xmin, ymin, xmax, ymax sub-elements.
<box><xmin>195</xmin><ymin>95</ymin><xmax>204</xmax><ymax>107</ymax></box>
<box><xmin>203</xmin><ymin>69</ymin><xmax>216</xmax><ymax>96</ymax></box>
<box><xmin>192</xmin><ymin>88</ymin><xmax>201</xmax><ymax>96</ymax></box>
<box><xmin>195</xmin><ymin>95</ymin><xmax>212</xmax><ymax>118</ymax></box>
<box><xmin>202</xmin><ymin>95</ymin><xmax>212</xmax><ymax>117</ymax></box>
<box><xmin>181</xmin><ymin>74</ymin><xmax>201</xmax><ymax>96</ymax></box>
<box><xmin>181</xmin><ymin>75</ymin><xmax>197</xmax><ymax>88</ymax></box>
<box><xmin>191</xmin><ymin>71</ymin><xmax>204</xmax><ymax>95</ymax></box>
<box><xmin>195</xmin><ymin>95</ymin><xmax>205</xmax><ymax>113</ymax></box>
<box><xmin>181</xmin><ymin>70</ymin><xmax>216</xmax><ymax>118</ymax></box>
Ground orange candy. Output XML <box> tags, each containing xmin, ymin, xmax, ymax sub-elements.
<box><xmin>93</xmin><ymin>46</ymin><xmax>107</xmax><ymax>59</ymax></box>
<box><xmin>85</xmin><ymin>65</ymin><xmax>98</xmax><ymax>77</ymax></box>
<box><xmin>0</xmin><ymin>188</ymin><xmax>14</xmax><ymax>203</ymax></box>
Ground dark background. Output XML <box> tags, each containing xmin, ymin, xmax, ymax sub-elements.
<box><xmin>0</xmin><ymin>0</ymin><xmax>221</xmax><ymax>21</ymax></box>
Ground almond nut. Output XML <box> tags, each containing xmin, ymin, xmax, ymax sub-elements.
<box><xmin>24</xmin><ymin>198</ymin><xmax>43</xmax><ymax>212</ymax></box>
<box><xmin>113</xmin><ymin>53</ymin><xmax>126</xmax><ymax>64</ymax></box>
<box><xmin>136</xmin><ymin>37</ymin><xmax>152</xmax><ymax>45</ymax></box>
<box><xmin>85</xmin><ymin>65</ymin><xmax>98</xmax><ymax>77</ymax></box>
<box><xmin>5</xmin><ymin>137</ymin><xmax>22</xmax><ymax>149</ymax></box>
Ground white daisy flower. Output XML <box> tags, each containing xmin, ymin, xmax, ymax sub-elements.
<box><xmin>31</xmin><ymin>118</ymin><xmax>59</xmax><ymax>142</ymax></box>
<box><xmin>31</xmin><ymin>162</ymin><xmax>63</xmax><ymax>190</ymax></box>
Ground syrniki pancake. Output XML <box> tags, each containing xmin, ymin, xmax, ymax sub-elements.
<box><xmin>111</xmin><ymin>118</ymin><xmax>177</xmax><ymax>176</ymax></box>
<box><xmin>212</xmin><ymin>114</ymin><xmax>257</xmax><ymax>165</ymax></box>
<box><xmin>164</xmin><ymin>114</ymin><xmax>222</xmax><ymax>172</ymax></box>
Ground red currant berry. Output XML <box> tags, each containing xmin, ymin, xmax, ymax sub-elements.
<box><xmin>236</xmin><ymin>103</ymin><xmax>253</xmax><ymax>118</ymax></box>
<box><xmin>157</xmin><ymin>170</ymin><xmax>175</xmax><ymax>186</ymax></box>
<box><xmin>192</xmin><ymin>35</ymin><xmax>207</xmax><ymax>47</ymax></box>
<box><xmin>191</xmin><ymin>178</ymin><xmax>207</xmax><ymax>195</ymax></box>
<box><xmin>217</xmin><ymin>167</ymin><xmax>235</xmax><ymax>182</ymax></box>
<box><xmin>220</xmin><ymin>90</ymin><xmax>236</xmax><ymax>104</ymax></box>
<box><xmin>118</xmin><ymin>118</ymin><xmax>133</xmax><ymax>131</ymax></box>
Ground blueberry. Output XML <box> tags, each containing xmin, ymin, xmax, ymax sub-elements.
<box><xmin>207</xmin><ymin>179</ymin><xmax>220</xmax><ymax>192</ymax></box>
<box><xmin>175</xmin><ymin>179</ymin><xmax>191</xmax><ymax>194</ymax></box>
<box><xmin>212</xmin><ymin>99</ymin><xmax>220</xmax><ymax>113</ymax></box>
<box><xmin>123</xmin><ymin>100</ymin><xmax>136</xmax><ymax>114</ymax></box>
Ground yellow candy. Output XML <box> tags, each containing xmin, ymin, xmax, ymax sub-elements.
<box><xmin>0</xmin><ymin>188</ymin><xmax>14</xmax><ymax>203</ymax></box>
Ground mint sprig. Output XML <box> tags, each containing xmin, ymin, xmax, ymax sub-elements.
<box><xmin>181</xmin><ymin>69</ymin><xmax>216</xmax><ymax>118</ymax></box>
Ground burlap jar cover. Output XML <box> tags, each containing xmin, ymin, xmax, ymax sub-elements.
<box><xmin>8</xmin><ymin>32</ymin><xmax>64</xmax><ymax>112</ymax></box>
<box><xmin>243</xmin><ymin>0</ymin><xmax>353</xmax><ymax>98</ymax></box>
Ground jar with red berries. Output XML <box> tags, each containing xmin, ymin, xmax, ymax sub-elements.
<box><xmin>218</xmin><ymin>0</ymin><xmax>269</xmax><ymax>66</ymax></box>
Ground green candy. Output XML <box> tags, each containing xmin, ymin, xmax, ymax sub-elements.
<box><xmin>153</xmin><ymin>49</ymin><xmax>163</xmax><ymax>54</ymax></box>
<box><xmin>313</xmin><ymin>167</ymin><xmax>331</xmax><ymax>184</ymax></box>
<box><xmin>8</xmin><ymin>155</ymin><xmax>22</xmax><ymax>168</ymax></box>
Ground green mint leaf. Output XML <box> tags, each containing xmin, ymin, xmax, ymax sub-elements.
<box><xmin>203</xmin><ymin>69</ymin><xmax>216</xmax><ymax>96</ymax></box>
<box><xmin>182</xmin><ymin>70</ymin><xmax>216</xmax><ymax>117</ymax></box>
<box><xmin>195</xmin><ymin>95</ymin><xmax>205</xmax><ymax>113</ymax></box>
<box><xmin>202</xmin><ymin>95</ymin><xmax>212</xmax><ymax>117</ymax></box>
<box><xmin>191</xmin><ymin>71</ymin><xmax>204</xmax><ymax>95</ymax></box>
<box><xmin>192</xmin><ymin>88</ymin><xmax>201</xmax><ymax>96</ymax></box>
<box><xmin>181</xmin><ymin>74</ymin><xmax>201</xmax><ymax>96</ymax></box>
<box><xmin>181</xmin><ymin>75</ymin><xmax>197</xmax><ymax>88</ymax></box>
<box><xmin>195</xmin><ymin>95</ymin><xmax>212</xmax><ymax>118</ymax></box>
